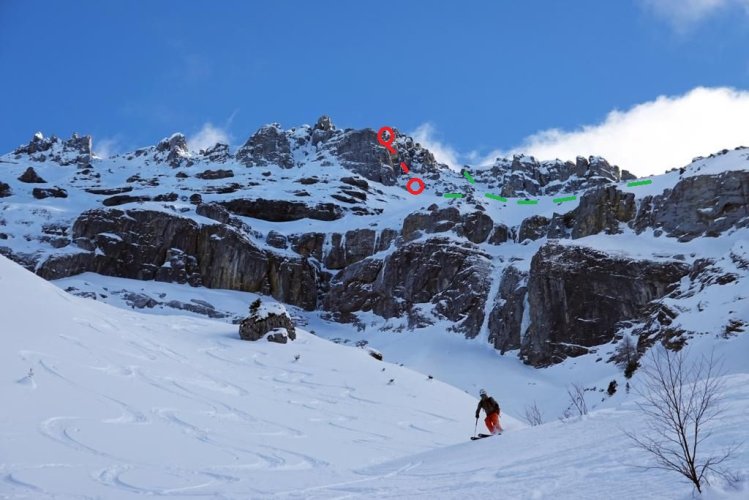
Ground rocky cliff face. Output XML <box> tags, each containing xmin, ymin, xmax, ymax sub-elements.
<box><xmin>401</xmin><ymin>206</ymin><xmax>494</xmax><ymax>244</ymax></box>
<box><xmin>521</xmin><ymin>243</ymin><xmax>690</xmax><ymax>366</ymax></box>
<box><xmin>487</xmin><ymin>266</ymin><xmax>528</xmax><ymax>353</ymax></box>
<box><xmin>633</xmin><ymin>170</ymin><xmax>749</xmax><ymax>241</ymax></box>
<box><xmin>1</xmin><ymin>120</ymin><xmax>747</xmax><ymax>368</ymax></box>
<box><xmin>571</xmin><ymin>186</ymin><xmax>637</xmax><ymax>238</ymax></box>
<box><xmin>12</xmin><ymin>132</ymin><xmax>92</xmax><ymax>166</ymax></box>
<box><xmin>324</xmin><ymin>237</ymin><xmax>492</xmax><ymax>337</ymax></box>
<box><xmin>39</xmin><ymin>208</ymin><xmax>320</xmax><ymax>310</ymax></box>
<box><xmin>474</xmin><ymin>155</ymin><xmax>635</xmax><ymax>198</ymax></box>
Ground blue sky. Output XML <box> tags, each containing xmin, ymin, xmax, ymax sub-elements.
<box><xmin>2</xmin><ymin>1</ymin><xmax>749</xmax><ymax>175</ymax></box>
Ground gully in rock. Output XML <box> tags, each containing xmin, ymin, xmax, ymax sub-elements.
<box><xmin>377</xmin><ymin>126</ymin><xmax>425</xmax><ymax>195</ymax></box>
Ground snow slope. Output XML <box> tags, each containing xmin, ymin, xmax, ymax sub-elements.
<box><xmin>330</xmin><ymin>373</ymin><xmax>749</xmax><ymax>500</ymax></box>
<box><xmin>3</xmin><ymin>254</ymin><xmax>748</xmax><ymax>499</ymax></box>
<box><xmin>0</xmin><ymin>254</ymin><xmax>491</xmax><ymax>498</ymax></box>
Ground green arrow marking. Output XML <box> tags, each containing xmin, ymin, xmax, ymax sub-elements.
<box><xmin>485</xmin><ymin>193</ymin><xmax>508</xmax><ymax>202</ymax></box>
<box><xmin>443</xmin><ymin>193</ymin><xmax>465</xmax><ymax>199</ymax></box>
<box><xmin>627</xmin><ymin>179</ymin><xmax>652</xmax><ymax>187</ymax></box>
<box><xmin>463</xmin><ymin>171</ymin><xmax>475</xmax><ymax>184</ymax></box>
<box><xmin>552</xmin><ymin>195</ymin><xmax>577</xmax><ymax>203</ymax></box>
<box><xmin>517</xmin><ymin>199</ymin><xmax>539</xmax><ymax>205</ymax></box>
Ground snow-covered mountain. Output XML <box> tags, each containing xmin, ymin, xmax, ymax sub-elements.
<box><xmin>2</xmin><ymin>116</ymin><xmax>749</xmax><ymax>497</ymax></box>
<box><xmin>1</xmin><ymin>117</ymin><xmax>747</xmax><ymax>371</ymax></box>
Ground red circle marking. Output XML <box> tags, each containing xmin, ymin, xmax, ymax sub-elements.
<box><xmin>406</xmin><ymin>177</ymin><xmax>425</xmax><ymax>195</ymax></box>
<box><xmin>377</xmin><ymin>126</ymin><xmax>396</xmax><ymax>154</ymax></box>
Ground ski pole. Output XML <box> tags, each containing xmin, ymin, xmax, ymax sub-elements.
<box><xmin>474</xmin><ymin>417</ymin><xmax>478</xmax><ymax>437</ymax></box>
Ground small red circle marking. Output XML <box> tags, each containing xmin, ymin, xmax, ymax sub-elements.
<box><xmin>406</xmin><ymin>178</ymin><xmax>425</xmax><ymax>195</ymax></box>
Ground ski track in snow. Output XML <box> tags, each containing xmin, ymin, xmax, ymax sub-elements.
<box><xmin>2</xmin><ymin>255</ymin><xmax>494</xmax><ymax>498</ymax></box>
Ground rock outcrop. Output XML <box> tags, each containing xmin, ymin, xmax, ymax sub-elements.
<box><xmin>633</xmin><ymin>171</ymin><xmax>749</xmax><ymax>241</ymax></box>
<box><xmin>14</xmin><ymin>132</ymin><xmax>92</xmax><ymax>165</ymax></box>
<box><xmin>236</xmin><ymin>124</ymin><xmax>294</xmax><ymax>169</ymax></box>
<box><xmin>221</xmin><ymin>199</ymin><xmax>343</xmax><ymax>222</ymax></box>
<box><xmin>518</xmin><ymin>215</ymin><xmax>550</xmax><ymax>242</ymax></box>
<box><xmin>32</xmin><ymin>187</ymin><xmax>67</xmax><ymax>199</ymax></box>
<box><xmin>521</xmin><ymin>243</ymin><xmax>690</xmax><ymax>366</ymax></box>
<box><xmin>196</xmin><ymin>169</ymin><xmax>234</xmax><ymax>180</ymax></box>
<box><xmin>330</xmin><ymin>129</ymin><xmax>397</xmax><ymax>185</ymax></box>
<box><xmin>488</xmin><ymin>224</ymin><xmax>511</xmax><ymax>245</ymax></box>
<box><xmin>324</xmin><ymin>237</ymin><xmax>492</xmax><ymax>337</ymax></box>
<box><xmin>37</xmin><ymin>209</ymin><xmax>319</xmax><ymax>310</ymax></box>
<box><xmin>571</xmin><ymin>186</ymin><xmax>636</xmax><ymax>239</ymax></box>
<box><xmin>283</xmin><ymin>228</ymin><xmax>396</xmax><ymax>269</ymax></box>
<box><xmin>239</xmin><ymin>302</ymin><xmax>296</xmax><ymax>341</ymax></box>
<box><xmin>18</xmin><ymin>167</ymin><xmax>46</xmax><ymax>183</ymax></box>
<box><xmin>154</xmin><ymin>133</ymin><xmax>191</xmax><ymax>168</ymax></box>
<box><xmin>198</xmin><ymin>143</ymin><xmax>232</xmax><ymax>163</ymax></box>
<box><xmin>487</xmin><ymin>266</ymin><xmax>528</xmax><ymax>353</ymax></box>
<box><xmin>402</xmin><ymin>207</ymin><xmax>493</xmax><ymax>244</ymax></box>
<box><xmin>476</xmin><ymin>155</ymin><xmax>626</xmax><ymax>198</ymax></box>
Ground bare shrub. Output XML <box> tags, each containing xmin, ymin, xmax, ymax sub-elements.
<box><xmin>625</xmin><ymin>348</ymin><xmax>739</xmax><ymax>494</ymax></box>
<box><xmin>567</xmin><ymin>383</ymin><xmax>588</xmax><ymax>416</ymax></box>
<box><xmin>524</xmin><ymin>401</ymin><xmax>543</xmax><ymax>426</ymax></box>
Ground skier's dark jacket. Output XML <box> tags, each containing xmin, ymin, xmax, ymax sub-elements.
<box><xmin>475</xmin><ymin>396</ymin><xmax>500</xmax><ymax>418</ymax></box>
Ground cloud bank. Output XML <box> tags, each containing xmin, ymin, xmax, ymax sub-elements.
<box><xmin>639</xmin><ymin>0</ymin><xmax>749</xmax><ymax>31</ymax></box>
<box><xmin>93</xmin><ymin>136</ymin><xmax>122</xmax><ymax>159</ymax></box>
<box><xmin>411</xmin><ymin>123</ymin><xmax>461</xmax><ymax>170</ymax></box>
<box><xmin>189</xmin><ymin>122</ymin><xmax>230</xmax><ymax>152</ymax></box>
<box><xmin>415</xmin><ymin>87</ymin><xmax>749</xmax><ymax>178</ymax></box>
<box><xmin>503</xmin><ymin>87</ymin><xmax>749</xmax><ymax>177</ymax></box>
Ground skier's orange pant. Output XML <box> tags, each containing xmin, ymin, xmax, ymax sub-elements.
<box><xmin>485</xmin><ymin>412</ymin><xmax>502</xmax><ymax>434</ymax></box>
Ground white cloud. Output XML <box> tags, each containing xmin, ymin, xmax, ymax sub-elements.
<box><xmin>411</xmin><ymin>122</ymin><xmax>461</xmax><ymax>170</ymax></box>
<box><xmin>502</xmin><ymin>87</ymin><xmax>749</xmax><ymax>177</ymax></box>
<box><xmin>189</xmin><ymin>122</ymin><xmax>230</xmax><ymax>152</ymax></box>
<box><xmin>93</xmin><ymin>137</ymin><xmax>121</xmax><ymax>159</ymax></box>
<box><xmin>639</xmin><ymin>0</ymin><xmax>749</xmax><ymax>30</ymax></box>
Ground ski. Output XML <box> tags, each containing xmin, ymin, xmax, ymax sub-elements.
<box><xmin>470</xmin><ymin>433</ymin><xmax>501</xmax><ymax>440</ymax></box>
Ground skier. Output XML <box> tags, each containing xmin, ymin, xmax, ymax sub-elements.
<box><xmin>475</xmin><ymin>389</ymin><xmax>503</xmax><ymax>434</ymax></box>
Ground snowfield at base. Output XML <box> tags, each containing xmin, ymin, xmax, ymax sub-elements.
<box><xmin>2</xmin><ymin>254</ymin><xmax>748</xmax><ymax>499</ymax></box>
<box><xmin>0</xmin><ymin>257</ymin><xmax>749</xmax><ymax>499</ymax></box>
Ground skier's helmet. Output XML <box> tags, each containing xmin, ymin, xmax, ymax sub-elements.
<box><xmin>479</xmin><ymin>389</ymin><xmax>487</xmax><ymax>397</ymax></box>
